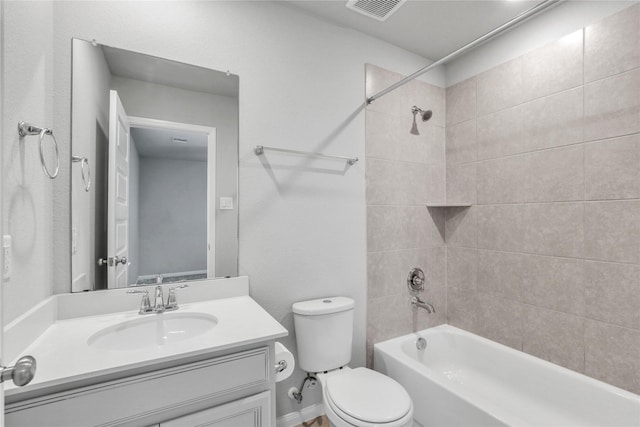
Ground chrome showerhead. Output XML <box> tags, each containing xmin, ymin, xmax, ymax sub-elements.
<box><xmin>410</xmin><ymin>106</ymin><xmax>432</xmax><ymax>135</ymax></box>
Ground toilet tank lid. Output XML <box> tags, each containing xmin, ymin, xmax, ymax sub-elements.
<box><xmin>292</xmin><ymin>297</ymin><xmax>354</xmax><ymax>315</ymax></box>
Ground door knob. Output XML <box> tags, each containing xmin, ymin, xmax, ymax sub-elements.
<box><xmin>97</xmin><ymin>257</ymin><xmax>127</xmax><ymax>267</ymax></box>
<box><xmin>0</xmin><ymin>355</ymin><xmax>36</xmax><ymax>386</ymax></box>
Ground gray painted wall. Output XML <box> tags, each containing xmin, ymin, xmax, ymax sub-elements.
<box><xmin>138</xmin><ymin>157</ymin><xmax>207</xmax><ymax>276</ymax></box>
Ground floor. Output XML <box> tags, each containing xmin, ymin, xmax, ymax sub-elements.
<box><xmin>294</xmin><ymin>415</ymin><xmax>329</xmax><ymax>427</ymax></box>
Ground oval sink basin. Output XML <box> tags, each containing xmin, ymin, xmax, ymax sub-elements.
<box><xmin>87</xmin><ymin>313</ymin><xmax>218</xmax><ymax>351</ymax></box>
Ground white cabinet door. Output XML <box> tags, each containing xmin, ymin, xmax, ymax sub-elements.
<box><xmin>162</xmin><ymin>391</ymin><xmax>271</xmax><ymax>427</ymax></box>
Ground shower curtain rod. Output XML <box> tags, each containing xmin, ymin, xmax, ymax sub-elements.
<box><xmin>367</xmin><ymin>0</ymin><xmax>562</xmax><ymax>105</ymax></box>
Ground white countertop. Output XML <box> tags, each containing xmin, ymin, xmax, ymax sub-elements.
<box><xmin>5</xmin><ymin>280</ymin><xmax>288</xmax><ymax>401</ymax></box>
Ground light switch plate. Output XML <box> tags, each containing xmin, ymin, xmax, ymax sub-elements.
<box><xmin>219</xmin><ymin>197</ymin><xmax>234</xmax><ymax>210</ymax></box>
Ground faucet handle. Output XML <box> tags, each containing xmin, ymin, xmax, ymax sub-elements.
<box><xmin>165</xmin><ymin>284</ymin><xmax>189</xmax><ymax>311</ymax></box>
<box><xmin>127</xmin><ymin>289</ymin><xmax>153</xmax><ymax>314</ymax></box>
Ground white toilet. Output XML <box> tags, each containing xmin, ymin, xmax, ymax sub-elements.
<box><xmin>293</xmin><ymin>297</ymin><xmax>414</xmax><ymax>427</ymax></box>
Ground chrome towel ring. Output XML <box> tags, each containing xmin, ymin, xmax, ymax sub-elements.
<box><xmin>72</xmin><ymin>156</ymin><xmax>91</xmax><ymax>192</ymax></box>
<box><xmin>18</xmin><ymin>121</ymin><xmax>60</xmax><ymax>179</ymax></box>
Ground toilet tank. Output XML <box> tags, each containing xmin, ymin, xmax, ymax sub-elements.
<box><xmin>292</xmin><ymin>297</ymin><xmax>355</xmax><ymax>373</ymax></box>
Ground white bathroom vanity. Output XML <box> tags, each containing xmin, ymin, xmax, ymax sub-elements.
<box><xmin>4</xmin><ymin>277</ymin><xmax>287</xmax><ymax>426</ymax></box>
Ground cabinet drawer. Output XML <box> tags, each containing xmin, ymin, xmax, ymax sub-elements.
<box><xmin>162</xmin><ymin>391</ymin><xmax>270</xmax><ymax>427</ymax></box>
<box><xmin>6</xmin><ymin>347</ymin><xmax>269</xmax><ymax>427</ymax></box>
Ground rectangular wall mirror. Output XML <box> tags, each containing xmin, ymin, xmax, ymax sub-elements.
<box><xmin>71</xmin><ymin>38</ymin><xmax>239</xmax><ymax>292</ymax></box>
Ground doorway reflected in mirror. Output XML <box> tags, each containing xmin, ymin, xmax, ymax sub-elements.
<box><xmin>71</xmin><ymin>38</ymin><xmax>238</xmax><ymax>292</ymax></box>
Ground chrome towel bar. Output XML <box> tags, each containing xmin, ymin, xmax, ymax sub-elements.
<box><xmin>18</xmin><ymin>121</ymin><xmax>60</xmax><ymax>179</ymax></box>
<box><xmin>254</xmin><ymin>145</ymin><xmax>358</xmax><ymax>166</ymax></box>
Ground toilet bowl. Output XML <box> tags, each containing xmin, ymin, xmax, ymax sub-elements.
<box><xmin>292</xmin><ymin>297</ymin><xmax>414</xmax><ymax>427</ymax></box>
<box><xmin>318</xmin><ymin>367</ymin><xmax>414</xmax><ymax>427</ymax></box>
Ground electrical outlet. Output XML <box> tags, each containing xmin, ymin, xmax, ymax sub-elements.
<box><xmin>3</xmin><ymin>235</ymin><xmax>12</xmax><ymax>280</ymax></box>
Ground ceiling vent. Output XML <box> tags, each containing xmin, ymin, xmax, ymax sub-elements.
<box><xmin>346</xmin><ymin>0</ymin><xmax>407</xmax><ymax>22</ymax></box>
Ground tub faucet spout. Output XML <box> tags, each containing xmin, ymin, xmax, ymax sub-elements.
<box><xmin>411</xmin><ymin>296</ymin><xmax>435</xmax><ymax>314</ymax></box>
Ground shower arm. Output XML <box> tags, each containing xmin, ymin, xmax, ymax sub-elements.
<box><xmin>366</xmin><ymin>0</ymin><xmax>562</xmax><ymax>105</ymax></box>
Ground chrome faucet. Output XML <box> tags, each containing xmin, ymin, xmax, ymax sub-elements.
<box><xmin>411</xmin><ymin>296</ymin><xmax>435</xmax><ymax>314</ymax></box>
<box><xmin>128</xmin><ymin>278</ymin><xmax>189</xmax><ymax>314</ymax></box>
<box><xmin>154</xmin><ymin>286</ymin><xmax>165</xmax><ymax>312</ymax></box>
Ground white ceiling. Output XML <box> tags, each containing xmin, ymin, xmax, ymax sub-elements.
<box><xmin>131</xmin><ymin>127</ymin><xmax>208</xmax><ymax>162</ymax></box>
<box><xmin>285</xmin><ymin>0</ymin><xmax>545</xmax><ymax>61</ymax></box>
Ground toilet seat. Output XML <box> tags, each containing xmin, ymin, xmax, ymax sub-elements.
<box><xmin>323</xmin><ymin>367</ymin><xmax>413</xmax><ymax>426</ymax></box>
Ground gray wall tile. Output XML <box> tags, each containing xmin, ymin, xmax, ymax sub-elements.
<box><xmin>585</xmin><ymin>261</ymin><xmax>640</xmax><ymax>330</ymax></box>
<box><xmin>366</xmin><ymin>109</ymin><xmax>399</xmax><ymax>160</ymax></box>
<box><xmin>425</xmin><ymin>125</ymin><xmax>446</xmax><ymax>166</ymax></box>
<box><xmin>477</xmin><ymin>57</ymin><xmax>523</xmax><ymax>117</ymax></box>
<box><xmin>585</xmin><ymin>320</ymin><xmax>640</xmax><ymax>394</ymax></box>
<box><xmin>477</xmin><ymin>204</ymin><xmax>525</xmax><ymax>252</ymax></box>
<box><xmin>366</xmin><ymin>158</ymin><xmax>399</xmax><ymax>205</ymax></box>
<box><xmin>584</xmin><ymin>200</ymin><xmax>640</xmax><ymax>264</ymax></box>
<box><xmin>397</xmin><ymin>126</ymin><xmax>432</xmax><ymax>164</ymax></box>
<box><xmin>425</xmin><ymin>164</ymin><xmax>446</xmax><ymax>204</ymax></box>
<box><xmin>444</xmin><ymin>206</ymin><xmax>477</xmax><ymax>248</ymax></box>
<box><xmin>477</xmin><ymin>155</ymin><xmax>527</xmax><ymax>204</ymax></box>
<box><xmin>585</xmin><ymin>134</ymin><xmax>640</xmax><ymax>200</ymax></box>
<box><xmin>397</xmin><ymin>161</ymin><xmax>428</xmax><ymax>205</ymax></box>
<box><xmin>477</xmin><ymin>105</ymin><xmax>522</xmax><ymax>160</ymax></box>
<box><xmin>525</xmin><ymin>145</ymin><xmax>584</xmax><ymax>203</ymax></box>
<box><xmin>521</xmin><ymin>87</ymin><xmax>584</xmax><ymax>152</ymax></box>
<box><xmin>473</xmin><ymin>293</ymin><xmax>524</xmax><ymax>350</ymax></box>
<box><xmin>584</xmin><ymin>4</ymin><xmax>640</xmax><ymax>83</ymax></box>
<box><xmin>367</xmin><ymin>295</ymin><xmax>412</xmax><ymax>344</ymax></box>
<box><xmin>585</xmin><ymin>68</ymin><xmax>640</xmax><ymax>141</ymax></box>
<box><xmin>447</xmin><ymin>286</ymin><xmax>480</xmax><ymax>334</ymax></box>
<box><xmin>367</xmin><ymin>206</ymin><xmax>401</xmax><ymax>252</ymax></box>
<box><xmin>446</xmin><ymin>163</ymin><xmax>476</xmax><ymax>205</ymax></box>
<box><xmin>447</xmin><ymin>247</ymin><xmax>478</xmax><ymax>291</ymax></box>
<box><xmin>367</xmin><ymin>251</ymin><xmax>401</xmax><ymax>300</ymax></box>
<box><xmin>477</xmin><ymin>250</ymin><xmax>525</xmax><ymax>301</ymax></box>
<box><xmin>523</xmin><ymin>203</ymin><xmax>584</xmax><ymax>258</ymax></box>
<box><xmin>522</xmin><ymin>30</ymin><xmax>583</xmax><ymax>101</ymax></box>
<box><xmin>446</xmin><ymin>77</ymin><xmax>476</xmax><ymax>126</ymax></box>
<box><xmin>522</xmin><ymin>306</ymin><xmax>585</xmax><ymax>373</ymax></box>
<box><xmin>441</xmin><ymin>7</ymin><xmax>640</xmax><ymax>395</ymax></box>
<box><xmin>522</xmin><ymin>255</ymin><xmax>585</xmax><ymax>316</ymax></box>
<box><xmin>446</xmin><ymin>119</ymin><xmax>476</xmax><ymax>165</ymax></box>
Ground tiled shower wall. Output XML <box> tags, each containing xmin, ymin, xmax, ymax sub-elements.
<box><xmin>445</xmin><ymin>5</ymin><xmax>640</xmax><ymax>394</ymax></box>
<box><xmin>365</xmin><ymin>65</ymin><xmax>447</xmax><ymax>365</ymax></box>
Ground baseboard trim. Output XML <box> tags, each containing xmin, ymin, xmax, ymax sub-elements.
<box><xmin>276</xmin><ymin>403</ymin><xmax>325</xmax><ymax>427</ymax></box>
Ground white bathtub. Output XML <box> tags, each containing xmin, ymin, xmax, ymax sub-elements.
<box><xmin>374</xmin><ymin>325</ymin><xmax>640</xmax><ymax>427</ymax></box>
